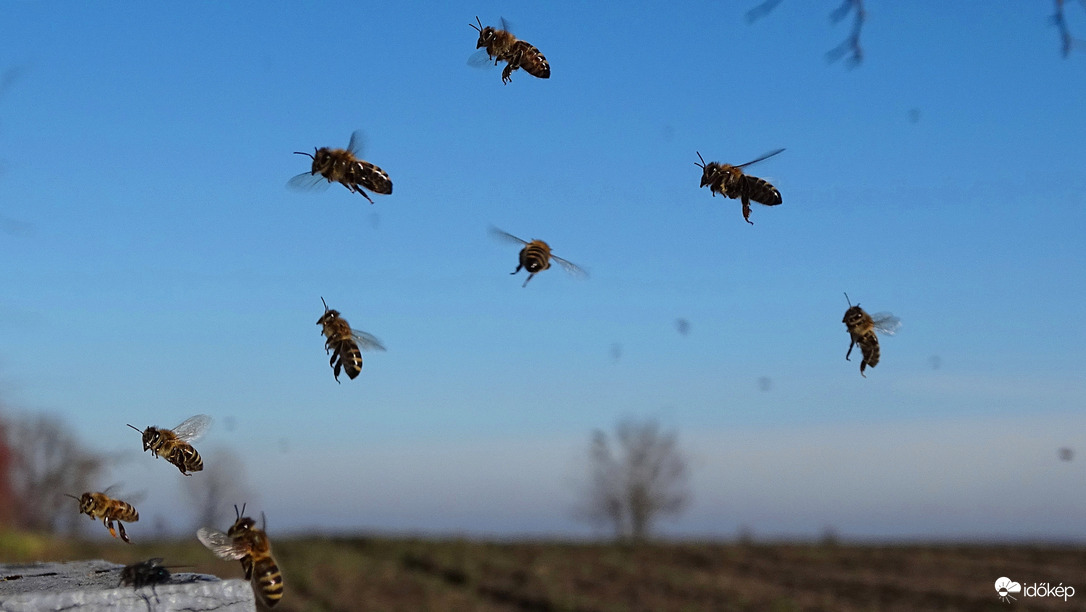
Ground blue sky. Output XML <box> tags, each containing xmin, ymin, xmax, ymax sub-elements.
<box><xmin>1</xmin><ymin>1</ymin><xmax>1085</xmax><ymax>541</ymax></box>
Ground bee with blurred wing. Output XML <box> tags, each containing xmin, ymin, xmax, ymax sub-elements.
<box><xmin>127</xmin><ymin>414</ymin><xmax>210</xmax><ymax>475</ymax></box>
<box><xmin>490</xmin><ymin>227</ymin><xmax>587</xmax><ymax>287</ymax></box>
<box><xmin>317</xmin><ymin>297</ymin><xmax>386</xmax><ymax>382</ymax></box>
<box><xmin>695</xmin><ymin>149</ymin><xmax>784</xmax><ymax>224</ymax></box>
<box><xmin>198</xmin><ymin>504</ymin><xmax>284</xmax><ymax>608</ymax></box>
<box><xmin>842</xmin><ymin>293</ymin><xmax>901</xmax><ymax>377</ymax></box>
<box><xmin>469</xmin><ymin>17</ymin><xmax>550</xmax><ymax>84</ymax></box>
<box><xmin>65</xmin><ymin>488</ymin><xmax>139</xmax><ymax>543</ymax></box>
<box><xmin>289</xmin><ymin>130</ymin><xmax>392</xmax><ymax>203</ymax></box>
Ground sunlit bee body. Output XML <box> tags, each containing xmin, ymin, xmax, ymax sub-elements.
<box><xmin>126</xmin><ymin>414</ymin><xmax>210</xmax><ymax>475</ymax></box>
<box><xmin>198</xmin><ymin>504</ymin><xmax>284</xmax><ymax>608</ymax></box>
<box><xmin>65</xmin><ymin>490</ymin><xmax>139</xmax><ymax>543</ymax></box>
<box><xmin>842</xmin><ymin>293</ymin><xmax>901</xmax><ymax>377</ymax></box>
<box><xmin>469</xmin><ymin>16</ymin><xmax>550</xmax><ymax>84</ymax></box>
<box><xmin>489</xmin><ymin>227</ymin><xmax>587</xmax><ymax>287</ymax></box>
<box><xmin>317</xmin><ymin>297</ymin><xmax>386</xmax><ymax>383</ymax></box>
<box><xmin>119</xmin><ymin>558</ymin><xmax>171</xmax><ymax>590</ymax></box>
<box><xmin>288</xmin><ymin>130</ymin><xmax>392</xmax><ymax>204</ymax></box>
<box><xmin>695</xmin><ymin>149</ymin><xmax>784</xmax><ymax>224</ymax></box>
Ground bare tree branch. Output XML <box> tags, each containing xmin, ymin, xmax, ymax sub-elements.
<box><xmin>826</xmin><ymin>0</ymin><xmax>865</xmax><ymax>67</ymax></box>
<box><xmin>746</xmin><ymin>0</ymin><xmax>785</xmax><ymax>24</ymax></box>
<box><xmin>1053</xmin><ymin>0</ymin><xmax>1086</xmax><ymax>57</ymax></box>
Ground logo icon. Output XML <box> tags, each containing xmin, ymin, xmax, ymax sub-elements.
<box><xmin>995</xmin><ymin>577</ymin><xmax>1022</xmax><ymax>603</ymax></box>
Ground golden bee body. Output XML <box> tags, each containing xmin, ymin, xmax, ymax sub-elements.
<box><xmin>696</xmin><ymin>149</ymin><xmax>784</xmax><ymax>224</ymax></box>
<box><xmin>490</xmin><ymin>227</ymin><xmax>586</xmax><ymax>287</ymax></box>
<box><xmin>317</xmin><ymin>297</ymin><xmax>386</xmax><ymax>383</ymax></box>
<box><xmin>67</xmin><ymin>491</ymin><xmax>139</xmax><ymax>543</ymax></box>
<box><xmin>470</xmin><ymin>17</ymin><xmax>550</xmax><ymax>84</ymax></box>
<box><xmin>127</xmin><ymin>414</ymin><xmax>210</xmax><ymax>475</ymax></box>
<box><xmin>289</xmin><ymin>131</ymin><xmax>392</xmax><ymax>203</ymax></box>
<box><xmin>842</xmin><ymin>294</ymin><xmax>901</xmax><ymax>377</ymax></box>
<box><xmin>198</xmin><ymin>505</ymin><xmax>284</xmax><ymax>608</ymax></box>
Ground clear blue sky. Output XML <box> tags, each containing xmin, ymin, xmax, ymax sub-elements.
<box><xmin>1</xmin><ymin>2</ymin><xmax>1084</xmax><ymax>541</ymax></box>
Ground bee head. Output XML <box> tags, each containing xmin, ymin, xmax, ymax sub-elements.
<box><xmin>127</xmin><ymin>423</ymin><xmax>156</xmax><ymax>451</ymax></box>
<box><xmin>66</xmin><ymin>492</ymin><xmax>94</xmax><ymax>514</ymax></box>
<box><xmin>317</xmin><ymin>297</ymin><xmax>340</xmax><ymax>326</ymax></box>
<box><xmin>228</xmin><ymin>504</ymin><xmax>256</xmax><ymax>536</ymax></box>
<box><xmin>843</xmin><ymin>305</ymin><xmax>865</xmax><ymax>325</ymax></box>
<box><xmin>470</xmin><ymin>16</ymin><xmax>494</xmax><ymax>47</ymax></box>
<box><xmin>695</xmin><ymin>152</ymin><xmax>718</xmax><ymax>186</ymax></box>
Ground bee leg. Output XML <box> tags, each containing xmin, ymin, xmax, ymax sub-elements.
<box><xmin>117</xmin><ymin>521</ymin><xmax>131</xmax><ymax>543</ymax></box>
<box><xmin>501</xmin><ymin>64</ymin><xmax>515</xmax><ymax>84</ymax></box>
<box><xmin>859</xmin><ymin>361</ymin><xmax>868</xmax><ymax>378</ymax></box>
<box><xmin>333</xmin><ymin>359</ymin><xmax>343</xmax><ymax>384</ymax></box>
<box><xmin>522</xmin><ymin>273</ymin><xmax>534</xmax><ymax>288</ymax></box>
<box><xmin>356</xmin><ymin>189</ymin><xmax>375</xmax><ymax>205</ymax></box>
<box><xmin>104</xmin><ymin>517</ymin><xmax>119</xmax><ymax>540</ymax></box>
<box><xmin>742</xmin><ymin>195</ymin><xmax>754</xmax><ymax>225</ymax></box>
<box><xmin>845</xmin><ymin>339</ymin><xmax>855</xmax><ymax>361</ymax></box>
<box><xmin>175</xmin><ymin>461</ymin><xmax>191</xmax><ymax>476</ymax></box>
<box><xmin>511</xmin><ymin>262</ymin><xmax>523</xmax><ymax>275</ymax></box>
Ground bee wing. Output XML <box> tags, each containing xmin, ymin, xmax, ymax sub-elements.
<box><xmin>350</xmin><ymin>329</ymin><xmax>387</xmax><ymax>352</ymax></box>
<box><xmin>551</xmin><ymin>254</ymin><xmax>589</xmax><ymax>279</ymax></box>
<box><xmin>488</xmin><ymin>226</ymin><xmax>528</xmax><ymax>246</ymax></box>
<box><xmin>871</xmin><ymin>313</ymin><xmax>902</xmax><ymax>336</ymax></box>
<box><xmin>346</xmin><ymin>130</ymin><xmax>366</xmax><ymax>158</ymax></box>
<box><xmin>737</xmin><ymin>148</ymin><xmax>785</xmax><ymax>169</ymax></box>
<box><xmin>197</xmin><ymin>528</ymin><xmax>249</xmax><ymax>561</ymax></box>
<box><xmin>172</xmin><ymin>414</ymin><xmax>211</xmax><ymax>443</ymax></box>
<box><xmin>468</xmin><ymin>48</ymin><xmax>496</xmax><ymax>67</ymax></box>
<box><xmin>286</xmin><ymin>171</ymin><xmax>332</xmax><ymax>192</ymax></box>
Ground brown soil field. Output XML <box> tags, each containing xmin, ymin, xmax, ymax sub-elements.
<box><xmin>1</xmin><ymin>532</ymin><xmax>1082</xmax><ymax>611</ymax></box>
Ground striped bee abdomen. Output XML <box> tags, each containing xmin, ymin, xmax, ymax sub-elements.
<box><xmin>253</xmin><ymin>558</ymin><xmax>284</xmax><ymax>607</ymax></box>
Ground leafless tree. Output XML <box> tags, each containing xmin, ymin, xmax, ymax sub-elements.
<box><xmin>182</xmin><ymin>446</ymin><xmax>254</xmax><ymax>532</ymax></box>
<box><xmin>5</xmin><ymin>413</ymin><xmax>108</xmax><ymax>534</ymax></box>
<box><xmin>575</xmin><ymin>417</ymin><xmax>691</xmax><ymax>542</ymax></box>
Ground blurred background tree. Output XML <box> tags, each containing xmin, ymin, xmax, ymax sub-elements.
<box><xmin>2</xmin><ymin>412</ymin><xmax>108</xmax><ymax>535</ymax></box>
<box><xmin>575</xmin><ymin>417</ymin><xmax>691</xmax><ymax>542</ymax></box>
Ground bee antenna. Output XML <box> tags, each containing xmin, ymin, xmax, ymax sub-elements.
<box><xmin>64</xmin><ymin>493</ymin><xmax>81</xmax><ymax>501</ymax></box>
<box><xmin>293</xmin><ymin>151</ymin><xmax>314</xmax><ymax>160</ymax></box>
<box><xmin>695</xmin><ymin>151</ymin><xmax>706</xmax><ymax>169</ymax></box>
<box><xmin>126</xmin><ymin>423</ymin><xmax>142</xmax><ymax>433</ymax></box>
<box><xmin>320</xmin><ymin>296</ymin><xmax>330</xmax><ymax>311</ymax></box>
<box><xmin>843</xmin><ymin>292</ymin><xmax>853</xmax><ymax>307</ymax></box>
<box><xmin>470</xmin><ymin>15</ymin><xmax>482</xmax><ymax>32</ymax></box>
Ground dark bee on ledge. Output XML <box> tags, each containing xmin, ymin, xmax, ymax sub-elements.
<box><xmin>695</xmin><ymin>149</ymin><xmax>784</xmax><ymax>224</ymax></box>
<box><xmin>289</xmin><ymin>130</ymin><xmax>392</xmax><ymax>204</ymax></box>
<box><xmin>469</xmin><ymin>16</ymin><xmax>550</xmax><ymax>84</ymax></box>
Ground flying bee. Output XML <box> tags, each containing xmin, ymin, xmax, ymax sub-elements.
<box><xmin>288</xmin><ymin>130</ymin><xmax>392</xmax><ymax>204</ymax></box>
<box><xmin>695</xmin><ymin>149</ymin><xmax>784</xmax><ymax>224</ymax></box>
<box><xmin>317</xmin><ymin>297</ymin><xmax>386</xmax><ymax>383</ymax></box>
<box><xmin>126</xmin><ymin>414</ymin><xmax>210</xmax><ymax>475</ymax></box>
<box><xmin>197</xmin><ymin>504</ymin><xmax>284</xmax><ymax>608</ymax></box>
<box><xmin>64</xmin><ymin>489</ymin><xmax>139</xmax><ymax>543</ymax></box>
<box><xmin>469</xmin><ymin>16</ymin><xmax>550</xmax><ymax>84</ymax></box>
<box><xmin>489</xmin><ymin>226</ymin><xmax>587</xmax><ymax>287</ymax></box>
<box><xmin>842</xmin><ymin>293</ymin><xmax>901</xmax><ymax>377</ymax></box>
